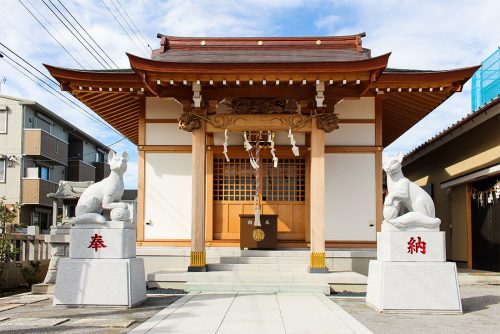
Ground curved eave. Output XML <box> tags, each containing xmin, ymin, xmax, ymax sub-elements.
<box><xmin>375</xmin><ymin>65</ymin><xmax>481</xmax><ymax>88</ymax></box>
<box><xmin>44</xmin><ymin>64</ymin><xmax>143</xmax><ymax>145</ymax></box>
<box><xmin>379</xmin><ymin>65</ymin><xmax>481</xmax><ymax>146</ymax></box>
<box><xmin>127</xmin><ymin>52</ymin><xmax>390</xmax><ymax>80</ymax></box>
<box><xmin>44</xmin><ymin>64</ymin><xmax>143</xmax><ymax>88</ymax></box>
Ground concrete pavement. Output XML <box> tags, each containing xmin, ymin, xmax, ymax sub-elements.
<box><xmin>130</xmin><ymin>292</ymin><xmax>373</xmax><ymax>334</ymax></box>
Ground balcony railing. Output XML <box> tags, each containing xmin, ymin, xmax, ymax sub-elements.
<box><xmin>23</xmin><ymin>129</ymin><xmax>68</xmax><ymax>165</ymax></box>
<box><xmin>68</xmin><ymin>159</ymin><xmax>96</xmax><ymax>182</ymax></box>
<box><xmin>93</xmin><ymin>161</ymin><xmax>110</xmax><ymax>182</ymax></box>
<box><xmin>22</xmin><ymin>178</ymin><xmax>58</xmax><ymax>206</ymax></box>
<box><xmin>12</xmin><ymin>233</ymin><xmax>51</xmax><ymax>262</ymax></box>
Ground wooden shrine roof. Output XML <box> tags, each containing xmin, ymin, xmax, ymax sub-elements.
<box><xmin>152</xmin><ymin>34</ymin><xmax>370</xmax><ymax>63</ymax></box>
<box><xmin>44</xmin><ymin>34</ymin><xmax>479</xmax><ymax>146</ymax></box>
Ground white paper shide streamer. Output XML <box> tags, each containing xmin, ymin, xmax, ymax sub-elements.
<box><xmin>243</xmin><ymin>132</ymin><xmax>259</xmax><ymax>169</ymax></box>
<box><xmin>223</xmin><ymin>129</ymin><xmax>230</xmax><ymax>162</ymax></box>
<box><xmin>288</xmin><ymin>127</ymin><xmax>300</xmax><ymax>156</ymax></box>
<box><xmin>268</xmin><ymin>131</ymin><xmax>278</xmax><ymax>168</ymax></box>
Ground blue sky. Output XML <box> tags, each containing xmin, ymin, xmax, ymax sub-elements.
<box><xmin>1</xmin><ymin>0</ymin><xmax>499</xmax><ymax>188</ymax></box>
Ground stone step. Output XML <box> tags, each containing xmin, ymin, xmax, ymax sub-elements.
<box><xmin>207</xmin><ymin>263</ymin><xmax>308</xmax><ymax>272</ymax></box>
<box><xmin>219</xmin><ymin>256</ymin><xmax>309</xmax><ymax>264</ymax></box>
<box><xmin>148</xmin><ymin>271</ymin><xmax>368</xmax><ymax>285</ymax></box>
<box><xmin>184</xmin><ymin>282</ymin><xmax>331</xmax><ymax>294</ymax></box>
<box><xmin>239</xmin><ymin>250</ymin><xmax>311</xmax><ymax>257</ymax></box>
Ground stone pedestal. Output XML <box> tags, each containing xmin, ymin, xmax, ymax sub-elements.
<box><xmin>54</xmin><ymin>258</ymin><xmax>146</xmax><ymax>306</ymax></box>
<box><xmin>366</xmin><ymin>232</ymin><xmax>462</xmax><ymax>313</ymax></box>
<box><xmin>53</xmin><ymin>221</ymin><xmax>146</xmax><ymax>307</ymax></box>
<box><xmin>377</xmin><ymin>231</ymin><xmax>446</xmax><ymax>262</ymax></box>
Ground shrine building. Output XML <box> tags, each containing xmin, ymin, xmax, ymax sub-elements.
<box><xmin>46</xmin><ymin>33</ymin><xmax>478</xmax><ymax>274</ymax></box>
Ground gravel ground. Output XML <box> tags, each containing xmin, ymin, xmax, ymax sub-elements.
<box><xmin>333</xmin><ymin>284</ymin><xmax>500</xmax><ymax>334</ymax></box>
<box><xmin>0</xmin><ymin>294</ymin><xmax>182</xmax><ymax>333</ymax></box>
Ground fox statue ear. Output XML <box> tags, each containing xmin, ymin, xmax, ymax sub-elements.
<box><xmin>108</xmin><ymin>150</ymin><xmax>116</xmax><ymax>164</ymax></box>
<box><xmin>122</xmin><ymin>151</ymin><xmax>129</xmax><ymax>161</ymax></box>
<box><xmin>396</xmin><ymin>152</ymin><xmax>404</xmax><ymax>163</ymax></box>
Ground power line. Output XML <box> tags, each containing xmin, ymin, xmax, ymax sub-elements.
<box><xmin>18</xmin><ymin>0</ymin><xmax>86</xmax><ymax>69</ymax></box>
<box><xmin>0</xmin><ymin>52</ymin><xmax>123</xmax><ymax>137</ymax></box>
<box><xmin>23</xmin><ymin>0</ymin><xmax>94</xmax><ymax>69</ymax></box>
<box><xmin>1</xmin><ymin>56</ymin><xmax>101</xmax><ymax>126</ymax></box>
<box><xmin>109</xmin><ymin>0</ymin><xmax>149</xmax><ymax>55</ymax></box>
<box><xmin>56</xmin><ymin>0</ymin><xmax>119</xmax><ymax>69</ymax></box>
<box><xmin>0</xmin><ymin>43</ymin><xmax>60</xmax><ymax>86</ymax></box>
<box><xmin>0</xmin><ymin>12</ymin><xmax>54</xmax><ymax>60</ymax></box>
<box><xmin>42</xmin><ymin>0</ymin><xmax>112</xmax><ymax>69</ymax></box>
<box><xmin>99</xmin><ymin>0</ymin><xmax>148</xmax><ymax>57</ymax></box>
<box><xmin>115</xmin><ymin>0</ymin><xmax>153</xmax><ymax>52</ymax></box>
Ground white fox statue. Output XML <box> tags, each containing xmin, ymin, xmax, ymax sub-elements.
<box><xmin>382</xmin><ymin>152</ymin><xmax>441</xmax><ymax>231</ymax></box>
<box><xmin>73</xmin><ymin>151</ymin><xmax>129</xmax><ymax>224</ymax></box>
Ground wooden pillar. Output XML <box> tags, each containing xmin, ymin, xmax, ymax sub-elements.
<box><xmin>137</xmin><ymin>97</ymin><xmax>146</xmax><ymax>244</ymax></box>
<box><xmin>375</xmin><ymin>95</ymin><xmax>383</xmax><ymax>232</ymax></box>
<box><xmin>205</xmin><ymin>134</ymin><xmax>214</xmax><ymax>244</ymax></box>
<box><xmin>309</xmin><ymin>118</ymin><xmax>327</xmax><ymax>272</ymax></box>
<box><xmin>466</xmin><ymin>183</ymin><xmax>473</xmax><ymax>269</ymax></box>
<box><xmin>188</xmin><ymin>121</ymin><xmax>207</xmax><ymax>271</ymax></box>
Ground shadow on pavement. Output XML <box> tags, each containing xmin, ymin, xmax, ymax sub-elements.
<box><xmin>462</xmin><ymin>294</ymin><xmax>500</xmax><ymax>314</ymax></box>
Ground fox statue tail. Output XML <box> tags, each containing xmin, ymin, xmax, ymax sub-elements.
<box><xmin>388</xmin><ymin>212</ymin><xmax>441</xmax><ymax>231</ymax></box>
<box><xmin>72</xmin><ymin>213</ymin><xmax>107</xmax><ymax>225</ymax></box>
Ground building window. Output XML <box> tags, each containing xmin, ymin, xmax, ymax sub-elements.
<box><xmin>35</xmin><ymin>116</ymin><xmax>51</xmax><ymax>133</ymax></box>
<box><xmin>38</xmin><ymin>165</ymin><xmax>49</xmax><ymax>181</ymax></box>
<box><xmin>0</xmin><ymin>159</ymin><xmax>5</xmax><ymax>182</ymax></box>
<box><xmin>96</xmin><ymin>151</ymin><xmax>105</xmax><ymax>163</ymax></box>
<box><xmin>0</xmin><ymin>107</ymin><xmax>7</xmax><ymax>133</ymax></box>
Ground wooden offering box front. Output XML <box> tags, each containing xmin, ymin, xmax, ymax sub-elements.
<box><xmin>239</xmin><ymin>214</ymin><xmax>278</xmax><ymax>250</ymax></box>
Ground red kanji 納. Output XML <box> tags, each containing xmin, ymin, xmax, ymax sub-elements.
<box><xmin>407</xmin><ymin>236</ymin><xmax>426</xmax><ymax>255</ymax></box>
<box><xmin>88</xmin><ymin>233</ymin><xmax>107</xmax><ymax>252</ymax></box>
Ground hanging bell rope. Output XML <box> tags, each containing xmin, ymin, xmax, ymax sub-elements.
<box><xmin>254</xmin><ymin>132</ymin><xmax>262</xmax><ymax>227</ymax></box>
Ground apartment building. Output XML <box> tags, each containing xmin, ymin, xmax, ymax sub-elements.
<box><xmin>0</xmin><ymin>95</ymin><xmax>110</xmax><ymax>232</ymax></box>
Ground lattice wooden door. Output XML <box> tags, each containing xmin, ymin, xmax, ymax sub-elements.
<box><xmin>213</xmin><ymin>152</ymin><xmax>307</xmax><ymax>241</ymax></box>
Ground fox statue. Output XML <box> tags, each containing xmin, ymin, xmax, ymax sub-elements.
<box><xmin>382</xmin><ymin>152</ymin><xmax>441</xmax><ymax>231</ymax></box>
<box><xmin>73</xmin><ymin>151</ymin><xmax>129</xmax><ymax>224</ymax></box>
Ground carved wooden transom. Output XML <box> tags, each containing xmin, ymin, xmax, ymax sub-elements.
<box><xmin>224</xmin><ymin>98</ymin><xmax>299</xmax><ymax>114</ymax></box>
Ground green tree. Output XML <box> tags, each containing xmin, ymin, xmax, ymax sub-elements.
<box><xmin>0</xmin><ymin>196</ymin><xmax>19</xmax><ymax>287</ymax></box>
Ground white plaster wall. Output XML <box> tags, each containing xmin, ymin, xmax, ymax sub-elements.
<box><xmin>335</xmin><ymin>97</ymin><xmax>375</xmax><ymax>119</ymax></box>
<box><xmin>144</xmin><ymin>153</ymin><xmax>192</xmax><ymax>239</ymax></box>
<box><xmin>325</xmin><ymin>124</ymin><xmax>375</xmax><ymax>146</ymax></box>
<box><xmin>146</xmin><ymin>124</ymin><xmax>192</xmax><ymax>145</ymax></box>
<box><xmin>0</xmin><ymin>97</ymin><xmax>23</xmax><ymax>203</ymax></box>
<box><xmin>146</xmin><ymin>98</ymin><xmax>182</xmax><ymax>119</ymax></box>
<box><xmin>325</xmin><ymin>153</ymin><xmax>376</xmax><ymax>241</ymax></box>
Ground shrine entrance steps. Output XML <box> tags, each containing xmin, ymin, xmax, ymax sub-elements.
<box><xmin>145</xmin><ymin>249</ymin><xmax>374</xmax><ymax>295</ymax></box>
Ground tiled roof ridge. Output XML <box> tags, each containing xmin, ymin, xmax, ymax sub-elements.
<box><xmin>156</xmin><ymin>33</ymin><xmax>366</xmax><ymax>53</ymax></box>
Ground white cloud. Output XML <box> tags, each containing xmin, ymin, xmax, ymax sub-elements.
<box><xmin>313</xmin><ymin>0</ymin><xmax>499</xmax><ymax>154</ymax></box>
<box><xmin>1</xmin><ymin>0</ymin><xmax>497</xmax><ymax>187</ymax></box>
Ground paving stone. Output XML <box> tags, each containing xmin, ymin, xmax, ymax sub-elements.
<box><xmin>5</xmin><ymin>295</ymin><xmax>49</xmax><ymax>304</ymax></box>
<box><xmin>0</xmin><ymin>316</ymin><xmax>9</xmax><ymax>322</ymax></box>
<box><xmin>0</xmin><ymin>317</ymin><xmax>69</xmax><ymax>327</ymax></box>
<box><xmin>67</xmin><ymin>318</ymin><xmax>136</xmax><ymax>328</ymax></box>
<box><xmin>0</xmin><ymin>303</ymin><xmax>23</xmax><ymax>312</ymax></box>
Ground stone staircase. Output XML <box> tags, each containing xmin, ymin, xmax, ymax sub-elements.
<box><xmin>148</xmin><ymin>250</ymin><xmax>370</xmax><ymax>295</ymax></box>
